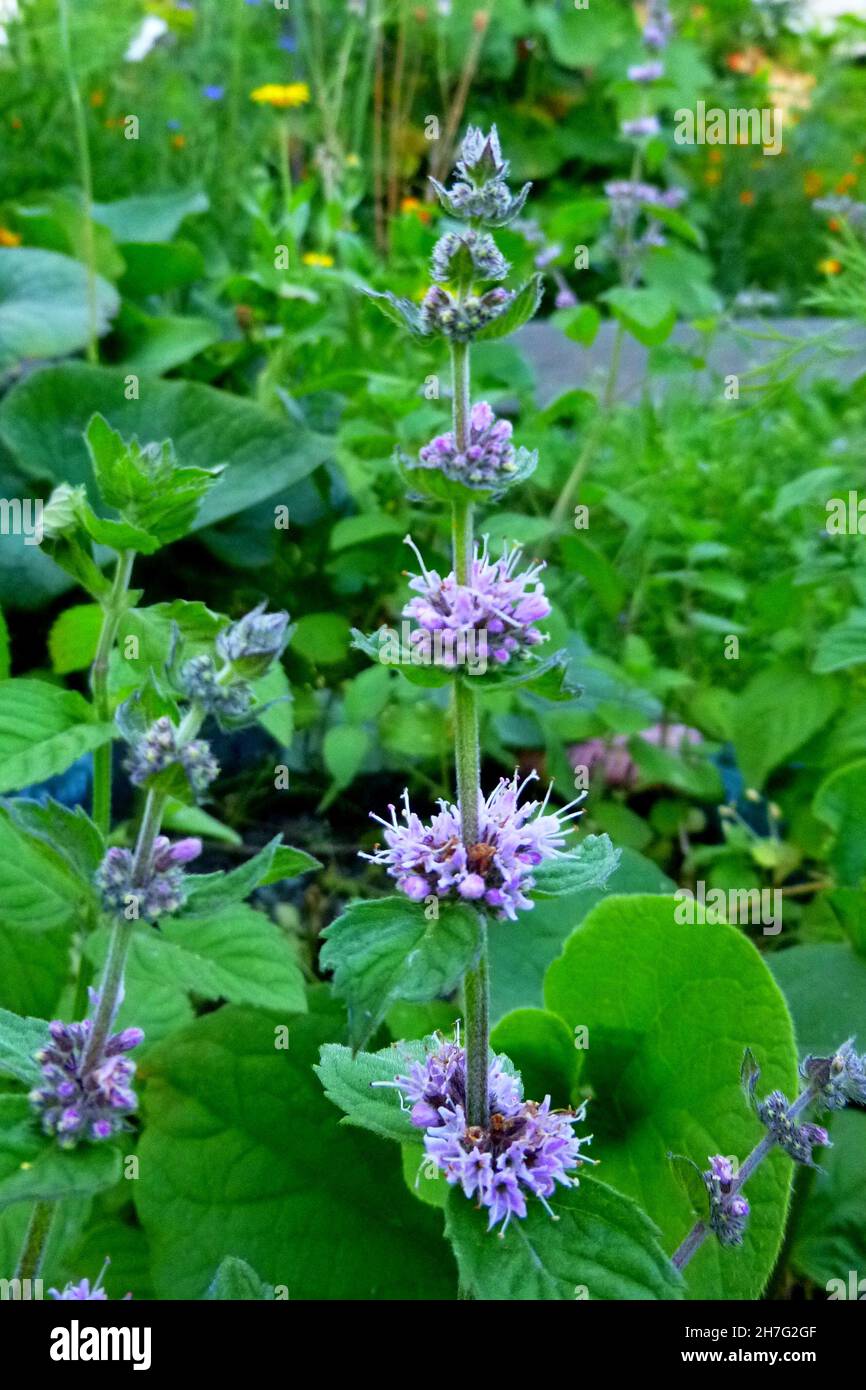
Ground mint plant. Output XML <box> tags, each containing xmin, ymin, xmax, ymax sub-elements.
<box><xmin>1</xmin><ymin>414</ymin><xmax>315</xmax><ymax>1290</ymax></box>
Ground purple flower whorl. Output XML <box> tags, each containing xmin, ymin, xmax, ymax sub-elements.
<box><xmin>361</xmin><ymin>769</ymin><xmax>584</xmax><ymax>920</ymax></box>
<box><xmin>416</xmin><ymin>401</ymin><xmax>537</xmax><ymax>493</ymax></box>
<box><xmin>389</xmin><ymin>1037</ymin><xmax>594</xmax><ymax>1233</ymax></box>
<box><xmin>402</xmin><ymin>534</ymin><xmax>550</xmax><ymax>669</ymax></box>
<box><xmin>95</xmin><ymin>836</ymin><xmax>202</xmax><ymax>923</ymax></box>
<box><xmin>30</xmin><ymin>1017</ymin><xmax>144</xmax><ymax>1148</ymax></box>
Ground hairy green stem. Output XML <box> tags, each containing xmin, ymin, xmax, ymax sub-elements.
<box><xmin>15</xmin><ymin>1200</ymin><xmax>56</xmax><ymax>1282</ymax></box>
<box><xmin>90</xmin><ymin>550</ymin><xmax>135</xmax><ymax>835</ymax></box>
<box><xmin>449</xmin><ymin>339</ymin><xmax>489</xmax><ymax>1127</ymax></box>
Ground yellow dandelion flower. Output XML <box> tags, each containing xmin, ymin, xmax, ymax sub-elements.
<box><xmin>818</xmin><ymin>258</ymin><xmax>842</xmax><ymax>276</ymax></box>
<box><xmin>250</xmin><ymin>83</ymin><xmax>310</xmax><ymax>110</ymax></box>
<box><xmin>302</xmin><ymin>252</ymin><xmax>334</xmax><ymax>268</ymax></box>
<box><xmin>0</xmin><ymin>227</ymin><xmax>22</xmax><ymax>247</ymax></box>
<box><xmin>345</xmin><ymin>153</ymin><xmax>361</xmax><ymax>168</ymax></box>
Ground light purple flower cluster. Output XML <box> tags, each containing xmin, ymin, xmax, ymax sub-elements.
<box><xmin>49</xmin><ymin>1279</ymin><xmax>109</xmax><ymax>1300</ymax></box>
<box><xmin>95</xmin><ymin>836</ymin><xmax>202</xmax><ymax>922</ymax></box>
<box><xmin>703</xmin><ymin>1156</ymin><xmax>750</xmax><ymax>1247</ymax></box>
<box><xmin>361</xmin><ymin>769</ymin><xmax>584</xmax><ymax>919</ymax></box>
<box><xmin>179</xmin><ymin>654</ymin><xmax>253</xmax><ymax>720</ymax></box>
<box><xmin>621</xmin><ymin>115</ymin><xmax>660</xmax><ymax>140</ymax></box>
<box><xmin>801</xmin><ymin>1038</ymin><xmax>866</xmax><ymax>1110</ymax></box>
<box><xmin>628</xmin><ymin>60</ymin><xmax>664</xmax><ymax>83</ymax></box>
<box><xmin>757</xmin><ymin>1091</ymin><xmax>830</xmax><ymax>1167</ymax></box>
<box><xmin>430</xmin><ymin>125</ymin><xmax>530</xmax><ymax>228</ymax></box>
<box><xmin>402</xmin><ymin>534</ymin><xmax>550</xmax><ymax>668</ymax></box>
<box><xmin>123</xmin><ymin>716</ymin><xmax>219</xmax><ymax>796</ymax></box>
<box><xmin>416</xmin><ymin>401</ymin><xmax>532</xmax><ymax>492</ymax></box>
<box><xmin>420</xmin><ymin>284</ymin><xmax>512</xmax><ymax>341</ymax></box>
<box><xmin>604</xmin><ymin>180</ymin><xmax>686</xmax><ymax>265</ymax></box>
<box><xmin>431</xmin><ymin>229</ymin><xmax>509</xmax><ymax>285</ymax></box>
<box><xmin>642</xmin><ymin>0</ymin><xmax>673</xmax><ymax>50</ymax></box>
<box><xmin>515</xmin><ymin>217</ymin><xmax>577</xmax><ymax>307</ymax></box>
<box><xmin>389</xmin><ymin>1037</ymin><xmax>593</xmax><ymax>1232</ymax></box>
<box><xmin>30</xmin><ymin>1017</ymin><xmax>143</xmax><ymax>1148</ymax></box>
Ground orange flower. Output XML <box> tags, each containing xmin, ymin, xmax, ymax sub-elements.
<box><xmin>854</xmin><ymin>153</ymin><xmax>865</xmax><ymax>166</ymax></box>
<box><xmin>818</xmin><ymin>258</ymin><xmax>842</xmax><ymax>275</ymax></box>
<box><xmin>10</xmin><ymin>116</ymin><xmax>22</xmax><ymax>130</ymax></box>
<box><xmin>0</xmin><ymin>227</ymin><xmax>21</xmax><ymax>247</ymax></box>
<box><xmin>89</xmin><ymin>90</ymin><xmax>105</xmax><ymax>108</ymax></box>
<box><xmin>803</xmin><ymin>171</ymin><xmax>823</xmax><ymax>197</ymax></box>
<box><xmin>708</xmin><ymin>149</ymin><xmax>723</xmax><ymax>165</ymax></box>
<box><xmin>171</xmin><ymin>133</ymin><xmax>186</xmax><ymax>150</ymax></box>
<box><xmin>739</xmin><ymin>190</ymin><xmax>755</xmax><ymax>206</ymax></box>
<box><xmin>836</xmin><ymin>172</ymin><xmax>857</xmax><ymax>193</ymax></box>
<box><xmin>401</xmin><ymin>197</ymin><xmax>431</xmax><ymax>223</ymax></box>
<box><xmin>726</xmin><ymin>52</ymin><xmax>750</xmax><ymax>73</ymax></box>
<box><xmin>704</xmin><ymin>169</ymin><xmax>722</xmax><ymax>186</ymax></box>
<box><xmin>828</xmin><ymin>217</ymin><xmax>841</xmax><ymax>232</ymax></box>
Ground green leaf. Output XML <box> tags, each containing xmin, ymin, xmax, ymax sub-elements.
<box><xmin>92</xmin><ymin>190</ymin><xmax>209</xmax><ymax>243</ymax></box>
<box><xmin>316</xmin><ymin>1039</ymin><xmax>428</xmax><ymax>1144</ymax></box>
<box><xmin>0</xmin><ymin>805</ymin><xmax>95</xmax><ymax>928</ymax></box>
<box><xmin>813</xmin><ymin>760</ymin><xmax>866</xmax><ymax>887</ymax></box>
<box><xmin>361</xmin><ymin>288</ymin><xmax>425</xmax><ymax>335</ymax></box>
<box><xmin>731</xmin><ymin>664</ymin><xmax>839</xmax><ymax>790</ymax></box>
<box><xmin>791</xmin><ymin>1110</ymin><xmax>866</xmax><ymax>1292</ymax></box>
<box><xmin>445</xmin><ymin>1178</ymin><xmax>684</xmax><ymax>1300</ymax></box>
<box><xmin>322</xmin><ymin>724</ymin><xmax>370</xmax><ymax>792</ymax></box>
<box><xmin>292</xmin><ymin>612</ymin><xmax>351</xmax><ymax>666</ymax></box>
<box><xmin>770</xmin><ymin>943</ymin><xmax>866</xmax><ymax>1057</ymax></box>
<box><xmin>0</xmin><ymin>1095</ymin><xmax>122</xmax><ymax>1211</ymax></box>
<box><xmin>0</xmin><ymin>1007</ymin><xmax>47</xmax><ymax>1085</ymax></box>
<box><xmin>48</xmin><ymin>603</ymin><xmax>103</xmax><ymax>675</ymax></box>
<box><xmin>85</xmin><ymin>413</ymin><xmax>220</xmax><ymax>548</ymax></box>
<box><xmin>489</xmin><ymin>847</ymin><xmax>674</xmax><ymax>1022</ymax></box>
<box><xmin>320</xmin><ymin>898</ymin><xmax>482</xmax><ymax>1051</ymax></box>
<box><xmin>0</xmin><ymin>363</ymin><xmax>332</xmax><ymax>536</ymax></box>
<box><xmin>258</xmin><ymin>845</ymin><xmax>322</xmax><ymax>882</ymax></box>
<box><xmin>4</xmin><ymin>796</ymin><xmax>104</xmax><ymax>886</ymax></box>
<box><xmin>0</xmin><ymin>609</ymin><xmax>10</xmax><ymax>680</ymax></box>
<box><xmin>473</xmin><ymin>274</ymin><xmax>543</xmax><ymax>341</ymax></box>
<box><xmin>554</xmin><ymin>304</ymin><xmax>601</xmax><ymax>346</ymax></box>
<box><xmin>135</xmin><ymin>997</ymin><xmax>457</xmax><ymax>1298</ymax></box>
<box><xmin>0</xmin><ymin>247</ymin><xmax>118</xmax><ymax>370</ymax></box>
<box><xmin>180</xmin><ymin>836</ymin><xmax>285</xmax><ymax>916</ymax></box>
<box><xmin>0</xmin><ymin>678</ymin><xmax>114</xmax><ymax>795</ymax></box>
<box><xmin>531</xmin><ymin>834</ymin><xmax>620</xmax><ymax>898</ymax></box>
<box><xmin>602</xmin><ymin>286</ymin><xmax>676</xmax><ymax>347</ymax></box>
<box><xmin>205</xmin><ymin>1255</ymin><xmax>274</xmax><ymax>1301</ymax></box>
<box><xmin>489</xmin><ymin>1008</ymin><xmax>578</xmax><ymax>1106</ymax></box>
<box><xmin>813</xmin><ymin>610</ymin><xmax>866</xmax><ymax>674</ymax></box>
<box><xmin>157</xmin><ymin>906</ymin><xmax>307</xmax><ymax>1015</ymax></box>
<box><xmin>544</xmin><ymin>895</ymin><xmax>799</xmax><ymax>1299</ymax></box>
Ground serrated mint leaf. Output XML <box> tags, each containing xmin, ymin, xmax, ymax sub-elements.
<box><xmin>5</xmin><ymin>796</ymin><xmax>104</xmax><ymax>886</ymax></box>
<box><xmin>0</xmin><ymin>806</ymin><xmax>93</xmax><ymax>928</ymax></box>
<box><xmin>445</xmin><ymin>1177</ymin><xmax>684</xmax><ymax>1300</ymax></box>
<box><xmin>0</xmin><ymin>1007</ymin><xmax>48</xmax><ymax>1085</ymax></box>
<box><xmin>0</xmin><ymin>1095</ymin><xmax>121</xmax><ymax>1211</ymax></box>
<box><xmin>531</xmin><ymin>834</ymin><xmax>620</xmax><ymax>898</ymax></box>
<box><xmin>360</xmin><ymin>287</ymin><xmax>425</xmax><ymax>335</ymax></box>
<box><xmin>320</xmin><ymin>897</ymin><xmax>482</xmax><ymax>1051</ymax></box>
<box><xmin>316</xmin><ymin>1039</ymin><xmax>430</xmax><ymax>1144</ymax></box>
<box><xmin>0</xmin><ymin>679</ymin><xmax>114</xmax><ymax>795</ymax></box>
<box><xmin>180</xmin><ymin>835</ymin><xmax>283</xmax><ymax>916</ymax></box>
<box><xmin>204</xmin><ymin>1256</ymin><xmax>274</xmax><ymax>1301</ymax></box>
<box><xmin>473</xmin><ymin>273</ymin><xmax>542</xmax><ymax>341</ymax></box>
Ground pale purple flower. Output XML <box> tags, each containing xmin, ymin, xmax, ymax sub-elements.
<box><xmin>554</xmin><ymin>286</ymin><xmax>577</xmax><ymax>309</ymax></box>
<box><xmin>801</xmin><ymin>1039</ymin><xmax>866</xmax><ymax>1110</ymax></box>
<box><xmin>401</xmin><ymin>534</ymin><xmax>550</xmax><ymax>669</ymax></box>
<box><xmin>30</xmin><ymin>1018</ymin><xmax>144</xmax><ymax>1148</ymax></box>
<box><xmin>49</xmin><ymin>1279</ymin><xmax>108</xmax><ymax>1301</ymax></box>
<box><xmin>95</xmin><ymin>836</ymin><xmax>202</xmax><ymax>922</ymax></box>
<box><xmin>704</xmin><ymin>1155</ymin><xmax>750</xmax><ymax>1247</ymax></box>
<box><xmin>416</xmin><ymin>401</ymin><xmax>526</xmax><ymax>490</ymax></box>
<box><xmin>384</xmin><ymin>1038</ymin><xmax>594</xmax><ymax>1232</ymax></box>
<box><xmin>642</xmin><ymin>0</ymin><xmax>673</xmax><ymax>50</ymax></box>
<box><xmin>202</xmin><ymin>85</ymin><xmax>224</xmax><ymax>102</ymax></box>
<box><xmin>361</xmin><ymin>769</ymin><xmax>584</xmax><ymax>920</ymax></box>
<box><xmin>430</xmin><ymin>124</ymin><xmax>531</xmax><ymax>227</ymax></box>
<box><xmin>628</xmin><ymin>61</ymin><xmax>664</xmax><ymax>83</ymax></box>
<box><xmin>757</xmin><ymin>1091</ymin><xmax>831</xmax><ymax>1167</ymax></box>
<box><xmin>621</xmin><ymin>115</ymin><xmax>661</xmax><ymax>139</ymax></box>
<box><xmin>420</xmin><ymin>284</ymin><xmax>513</xmax><ymax>341</ymax></box>
<box><xmin>123</xmin><ymin>716</ymin><xmax>219</xmax><ymax>797</ymax></box>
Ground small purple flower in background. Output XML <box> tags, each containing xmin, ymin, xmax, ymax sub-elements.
<box><xmin>704</xmin><ymin>1156</ymin><xmax>750</xmax><ymax>1247</ymax></box>
<box><xmin>757</xmin><ymin>1090</ymin><xmax>831</xmax><ymax>1167</ymax></box>
<box><xmin>642</xmin><ymin>0</ymin><xmax>673</xmax><ymax>50</ymax></box>
<box><xmin>381</xmin><ymin>1037</ymin><xmax>594</xmax><ymax>1232</ymax></box>
<box><xmin>49</xmin><ymin>1258</ymin><xmax>128</xmax><ymax>1300</ymax></box>
<box><xmin>361</xmin><ymin>769</ymin><xmax>584</xmax><ymax>919</ymax></box>
<box><xmin>277</xmin><ymin>30</ymin><xmax>297</xmax><ymax>52</ymax></box>
<box><xmin>216</xmin><ymin>601</ymin><xmax>290</xmax><ymax>679</ymax></box>
<box><xmin>628</xmin><ymin>60</ymin><xmax>664</xmax><ymax>83</ymax></box>
<box><xmin>95</xmin><ymin>836</ymin><xmax>202</xmax><ymax>922</ymax></box>
<box><xmin>416</xmin><ymin>401</ymin><xmax>534</xmax><ymax>491</ymax></box>
<box><xmin>621</xmin><ymin>115</ymin><xmax>661</xmax><ymax>140</ymax></box>
<box><xmin>30</xmin><ymin>1017</ymin><xmax>144</xmax><ymax>1148</ymax></box>
<box><xmin>180</xmin><ymin>654</ymin><xmax>253</xmax><ymax>720</ymax></box>
<box><xmin>402</xmin><ymin>534</ymin><xmax>550</xmax><ymax>667</ymax></box>
<box><xmin>202</xmin><ymin>85</ymin><xmax>225</xmax><ymax>102</ymax></box>
<box><xmin>166</xmin><ymin>118</ymin><xmax>182</xmax><ymax>132</ymax></box>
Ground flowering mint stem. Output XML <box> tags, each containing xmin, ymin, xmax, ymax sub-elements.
<box><xmin>14</xmin><ymin>1199</ymin><xmax>55</xmax><ymax>1281</ymax></box>
<box><xmin>90</xmin><ymin>550</ymin><xmax>135</xmax><ymax>835</ymax></box>
<box><xmin>449</xmin><ymin>341</ymin><xmax>489</xmax><ymax>1126</ymax></box>
<box><xmin>671</xmin><ymin>1086</ymin><xmax>817</xmax><ymax>1272</ymax></box>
